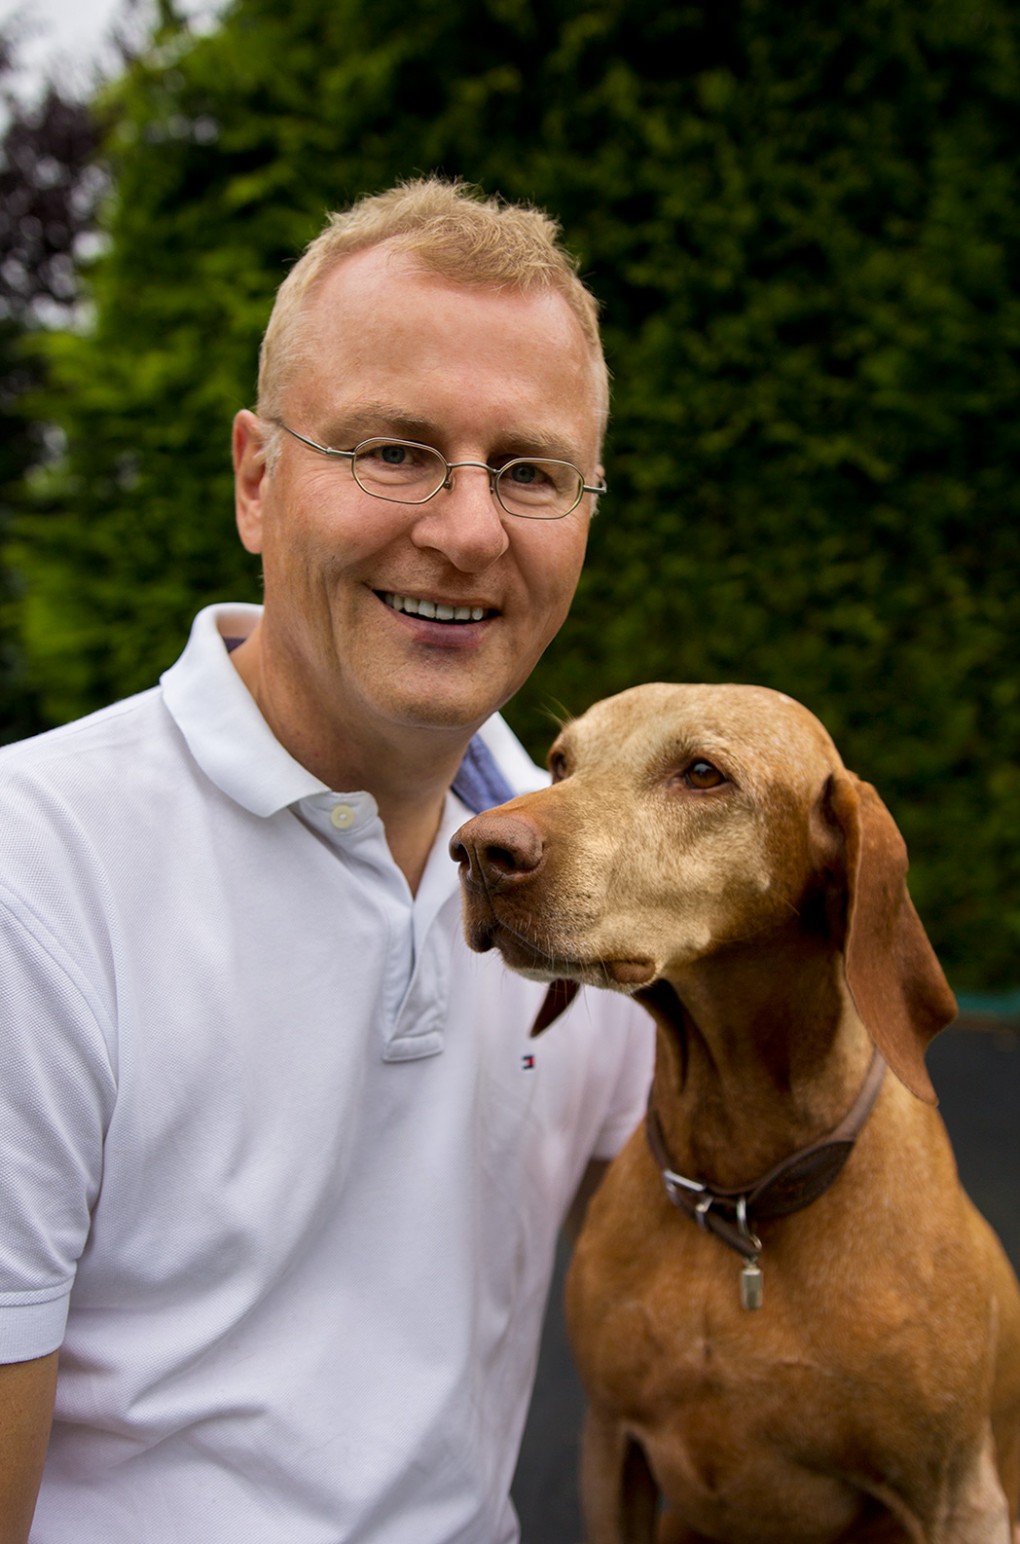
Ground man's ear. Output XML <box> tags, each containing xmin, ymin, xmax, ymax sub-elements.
<box><xmin>233</xmin><ymin>409</ymin><xmax>268</xmax><ymax>555</ymax></box>
<box><xmin>592</xmin><ymin>462</ymin><xmax>605</xmax><ymax>516</ymax></box>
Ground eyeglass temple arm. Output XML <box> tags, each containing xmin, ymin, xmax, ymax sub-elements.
<box><xmin>275</xmin><ymin>422</ymin><xmax>355</xmax><ymax>462</ymax></box>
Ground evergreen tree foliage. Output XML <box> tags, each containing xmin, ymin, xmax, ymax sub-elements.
<box><xmin>0</xmin><ymin>38</ymin><xmax>102</xmax><ymax>741</ymax></box>
<box><xmin>10</xmin><ymin>0</ymin><xmax>1020</xmax><ymax>987</ymax></box>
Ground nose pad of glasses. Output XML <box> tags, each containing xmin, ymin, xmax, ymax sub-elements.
<box><xmin>440</xmin><ymin>462</ymin><xmax>501</xmax><ymax>502</ymax></box>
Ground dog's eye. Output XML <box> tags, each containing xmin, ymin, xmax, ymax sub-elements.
<box><xmin>682</xmin><ymin>759</ymin><xmax>727</xmax><ymax>790</ymax></box>
<box><xmin>549</xmin><ymin>750</ymin><xmax>569</xmax><ymax>783</ymax></box>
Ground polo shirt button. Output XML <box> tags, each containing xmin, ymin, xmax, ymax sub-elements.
<box><xmin>330</xmin><ymin>803</ymin><xmax>356</xmax><ymax>830</ymax></box>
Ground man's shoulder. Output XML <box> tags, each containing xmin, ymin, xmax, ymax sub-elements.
<box><xmin>0</xmin><ymin>688</ymin><xmax>184</xmax><ymax>863</ymax></box>
<box><xmin>0</xmin><ymin>687</ymin><xmax>168</xmax><ymax>786</ymax></box>
<box><xmin>0</xmin><ymin>601</ymin><xmax>256</xmax><ymax>803</ymax></box>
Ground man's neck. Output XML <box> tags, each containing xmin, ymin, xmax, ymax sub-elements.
<box><xmin>229</xmin><ymin>630</ymin><xmax>472</xmax><ymax>894</ymax></box>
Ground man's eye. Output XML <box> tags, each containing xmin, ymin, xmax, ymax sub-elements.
<box><xmin>362</xmin><ymin>441</ymin><xmax>430</xmax><ymax>469</ymax></box>
<box><xmin>354</xmin><ymin>440</ymin><xmax>444</xmax><ymax>487</ymax></box>
<box><xmin>506</xmin><ymin>460</ymin><xmax>549</xmax><ymax>487</ymax></box>
<box><xmin>357</xmin><ymin>440</ymin><xmax>436</xmax><ymax>470</ymax></box>
<box><xmin>682</xmin><ymin>760</ymin><xmax>727</xmax><ymax>790</ymax></box>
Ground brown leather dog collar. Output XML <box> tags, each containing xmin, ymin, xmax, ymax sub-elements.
<box><xmin>646</xmin><ymin>1050</ymin><xmax>887</xmax><ymax>1280</ymax></box>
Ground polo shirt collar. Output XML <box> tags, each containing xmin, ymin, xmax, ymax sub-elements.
<box><xmin>160</xmin><ymin>604</ymin><xmax>516</xmax><ymax>819</ymax></box>
<box><xmin>161</xmin><ymin>604</ymin><xmax>329</xmax><ymax>817</ymax></box>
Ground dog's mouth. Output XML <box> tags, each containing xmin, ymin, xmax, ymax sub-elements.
<box><xmin>466</xmin><ymin>913</ymin><xmax>657</xmax><ymax>991</ymax></box>
<box><xmin>463</xmin><ymin>913</ymin><xmax>561</xmax><ymax>977</ymax></box>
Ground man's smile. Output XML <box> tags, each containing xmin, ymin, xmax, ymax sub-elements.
<box><xmin>380</xmin><ymin>591</ymin><xmax>496</xmax><ymax>624</ymax></box>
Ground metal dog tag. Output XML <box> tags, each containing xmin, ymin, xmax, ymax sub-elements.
<box><xmin>740</xmin><ymin>1259</ymin><xmax>764</xmax><ymax>1311</ymax></box>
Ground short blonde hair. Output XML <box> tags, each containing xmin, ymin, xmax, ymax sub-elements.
<box><xmin>256</xmin><ymin>177</ymin><xmax>609</xmax><ymax>441</ymax></box>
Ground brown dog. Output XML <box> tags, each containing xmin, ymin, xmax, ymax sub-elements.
<box><xmin>451</xmin><ymin>684</ymin><xmax>1020</xmax><ymax>1543</ymax></box>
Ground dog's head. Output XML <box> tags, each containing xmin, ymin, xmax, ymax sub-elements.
<box><xmin>450</xmin><ymin>684</ymin><xmax>955</xmax><ymax>1103</ymax></box>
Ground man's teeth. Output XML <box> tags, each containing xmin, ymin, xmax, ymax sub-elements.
<box><xmin>384</xmin><ymin>593</ymin><xmax>487</xmax><ymax>622</ymax></box>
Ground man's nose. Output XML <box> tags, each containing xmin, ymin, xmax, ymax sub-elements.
<box><xmin>410</xmin><ymin>464</ymin><xmax>511</xmax><ymax>571</ymax></box>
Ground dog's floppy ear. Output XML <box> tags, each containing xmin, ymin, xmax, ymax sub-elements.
<box><xmin>821</xmin><ymin>773</ymin><xmax>956</xmax><ymax>1104</ymax></box>
<box><xmin>529</xmin><ymin>978</ymin><xmax>579</xmax><ymax>1037</ymax></box>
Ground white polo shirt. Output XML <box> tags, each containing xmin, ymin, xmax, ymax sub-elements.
<box><xmin>0</xmin><ymin>604</ymin><xmax>653</xmax><ymax>1544</ymax></box>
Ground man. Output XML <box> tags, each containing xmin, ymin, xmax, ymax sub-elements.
<box><xmin>0</xmin><ymin>179</ymin><xmax>653</xmax><ymax>1543</ymax></box>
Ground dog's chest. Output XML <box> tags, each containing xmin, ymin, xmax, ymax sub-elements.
<box><xmin>568</xmin><ymin>1235</ymin><xmax>921</xmax><ymax>1541</ymax></box>
<box><xmin>582</xmin><ymin>1294</ymin><xmax>874</xmax><ymax>1540</ymax></box>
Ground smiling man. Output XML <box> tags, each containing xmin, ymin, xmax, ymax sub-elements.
<box><xmin>0</xmin><ymin>180</ymin><xmax>653</xmax><ymax>1544</ymax></box>
<box><xmin>230</xmin><ymin>230</ymin><xmax>602</xmax><ymax>888</ymax></box>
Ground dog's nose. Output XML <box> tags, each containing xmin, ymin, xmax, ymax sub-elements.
<box><xmin>449</xmin><ymin>812</ymin><xmax>546</xmax><ymax>889</ymax></box>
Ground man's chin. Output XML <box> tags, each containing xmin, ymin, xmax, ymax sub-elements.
<box><xmin>372</xmin><ymin>662</ymin><xmax>519</xmax><ymax>737</ymax></box>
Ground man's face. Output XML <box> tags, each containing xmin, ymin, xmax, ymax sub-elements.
<box><xmin>234</xmin><ymin>245</ymin><xmax>602</xmax><ymax>750</ymax></box>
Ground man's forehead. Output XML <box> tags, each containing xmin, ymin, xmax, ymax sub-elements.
<box><xmin>306</xmin><ymin>241</ymin><xmax>570</xmax><ymax>327</ymax></box>
<box><xmin>287</xmin><ymin>246</ymin><xmax>606</xmax><ymax>456</ymax></box>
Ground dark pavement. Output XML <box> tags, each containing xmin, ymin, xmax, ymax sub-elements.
<box><xmin>512</xmin><ymin>1021</ymin><xmax>1020</xmax><ymax>1543</ymax></box>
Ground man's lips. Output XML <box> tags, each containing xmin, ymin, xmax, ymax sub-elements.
<box><xmin>380</xmin><ymin>591</ymin><xmax>497</xmax><ymax>623</ymax></box>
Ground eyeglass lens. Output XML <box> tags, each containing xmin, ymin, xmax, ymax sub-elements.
<box><xmin>352</xmin><ymin>439</ymin><xmax>583</xmax><ymax>517</ymax></box>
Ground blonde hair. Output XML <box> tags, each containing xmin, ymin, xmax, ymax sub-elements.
<box><xmin>256</xmin><ymin>177</ymin><xmax>609</xmax><ymax>442</ymax></box>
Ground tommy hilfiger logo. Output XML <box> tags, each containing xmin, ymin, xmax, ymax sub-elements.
<box><xmin>521</xmin><ymin>1054</ymin><xmax>536</xmax><ymax>1071</ymax></box>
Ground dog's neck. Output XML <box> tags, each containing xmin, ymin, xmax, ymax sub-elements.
<box><xmin>640</xmin><ymin>930</ymin><xmax>874</xmax><ymax>1188</ymax></box>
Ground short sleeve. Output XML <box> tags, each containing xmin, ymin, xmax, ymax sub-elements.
<box><xmin>0</xmin><ymin>887</ymin><xmax>116</xmax><ymax>1362</ymax></box>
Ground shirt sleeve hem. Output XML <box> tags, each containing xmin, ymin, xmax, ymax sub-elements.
<box><xmin>0</xmin><ymin>1287</ymin><xmax>71</xmax><ymax>1363</ymax></box>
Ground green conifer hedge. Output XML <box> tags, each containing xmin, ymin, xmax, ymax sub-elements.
<box><xmin>9</xmin><ymin>0</ymin><xmax>1019</xmax><ymax>988</ymax></box>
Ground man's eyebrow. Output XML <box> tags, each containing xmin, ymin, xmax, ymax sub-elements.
<box><xmin>499</xmin><ymin>431</ymin><xmax>589</xmax><ymax>465</ymax></box>
<box><xmin>321</xmin><ymin>403</ymin><xmax>590</xmax><ymax>467</ymax></box>
<box><xmin>320</xmin><ymin>404</ymin><xmax>443</xmax><ymax>446</ymax></box>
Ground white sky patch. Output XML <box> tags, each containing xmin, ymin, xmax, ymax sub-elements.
<box><xmin>0</xmin><ymin>0</ymin><xmax>220</xmax><ymax>103</ymax></box>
